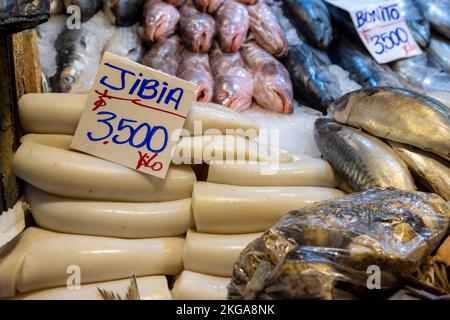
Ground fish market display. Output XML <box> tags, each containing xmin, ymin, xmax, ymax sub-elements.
<box><xmin>282</xmin><ymin>0</ymin><xmax>333</xmax><ymax>49</ymax></box>
<box><xmin>13</xmin><ymin>276</ymin><xmax>172</xmax><ymax>300</ymax></box>
<box><xmin>428</xmin><ymin>35</ymin><xmax>450</xmax><ymax>73</ymax></box>
<box><xmin>241</xmin><ymin>42</ymin><xmax>293</xmax><ymax>114</ymax></box>
<box><xmin>172</xmin><ymin>271</ymin><xmax>229</xmax><ymax>300</ymax></box>
<box><xmin>315</xmin><ymin>118</ymin><xmax>416</xmax><ymax>192</ymax></box>
<box><xmin>388</xmin><ymin>142</ymin><xmax>450</xmax><ymax>201</ymax></box>
<box><xmin>414</xmin><ymin>0</ymin><xmax>450</xmax><ymax>40</ymax></box>
<box><xmin>392</xmin><ymin>52</ymin><xmax>450</xmax><ymax>93</ymax></box>
<box><xmin>247</xmin><ymin>2</ymin><xmax>288</xmax><ymax>57</ymax></box>
<box><xmin>0</xmin><ymin>227</ymin><xmax>184</xmax><ymax>297</ymax></box>
<box><xmin>229</xmin><ymin>189</ymin><xmax>450</xmax><ymax>299</ymax></box>
<box><xmin>64</xmin><ymin>0</ymin><xmax>102</xmax><ymax>22</ymax></box>
<box><xmin>103</xmin><ymin>0</ymin><xmax>145</xmax><ymax>26</ymax></box>
<box><xmin>216</xmin><ymin>0</ymin><xmax>249</xmax><ymax>53</ymax></box>
<box><xmin>275</xmin><ymin>7</ymin><xmax>360</xmax><ymax>113</ymax></box>
<box><xmin>177</xmin><ymin>51</ymin><xmax>214</xmax><ymax>102</ymax></box>
<box><xmin>426</xmin><ymin>90</ymin><xmax>450</xmax><ymax>107</ymax></box>
<box><xmin>210</xmin><ymin>48</ymin><xmax>253</xmax><ymax>112</ymax></box>
<box><xmin>143</xmin><ymin>35</ymin><xmax>183</xmax><ymax>76</ymax></box>
<box><xmin>192</xmin><ymin>181</ymin><xmax>344</xmax><ymax>234</ymax></box>
<box><xmin>330</xmin><ymin>37</ymin><xmax>403</xmax><ymax>88</ymax></box>
<box><xmin>52</xmin><ymin>12</ymin><xmax>113</xmax><ymax>93</ymax></box>
<box><xmin>194</xmin><ymin>0</ymin><xmax>225</xmax><ymax>14</ymax></box>
<box><xmin>328</xmin><ymin>87</ymin><xmax>450</xmax><ymax>161</ymax></box>
<box><xmin>396</xmin><ymin>0</ymin><xmax>431</xmax><ymax>48</ymax></box>
<box><xmin>179</xmin><ymin>0</ymin><xmax>216</xmax><ymax>53</ymax></box>
<box><xmin>143</xmin><ymin>0</ymin><xmax>180</xmax><ymax>42</ymax></box>
<box><xmin>104</xmin><ymin>24</ymin><xmax>144</xmax><ymax>62</ymax></box>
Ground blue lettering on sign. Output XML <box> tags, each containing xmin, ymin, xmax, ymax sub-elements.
<box><xmin>355</xmin><ymin>4</ymin><xmax>400</xmax><ymax>29</ymax></box>
<box><xmin>99</xmin><ymin>62</ymin><xmax>185</xmax><ymax>111</ymax></box>
<box><xmin>370</xmin><ymin>27</ymin><xmax>409</xmax><ymax>55</ymax></box>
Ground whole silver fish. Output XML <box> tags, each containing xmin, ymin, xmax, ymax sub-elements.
<box><xmin>314</xmin><ymin>118</ymin><xmax>416</xmax><ymax>192</ymax></box>
<box><xmin>328</xmin><ymin>87</ymin><xmax>450</xmax><ymax>161</ymax></box>
<box><xmin>330</xmin><ymin>37</ymin><xmax>403</xmax><ymax>88</ymax></box>
<box><xmin>388</xmin><ymin>141</ymin><xmax>450</xmax><ymax>201</ymax></box>
<box><xmin>429</xmin><ymin>35</ymin><xmax>450</xmax><ymax>73</ymax></box>
<box><xmin>414</xmin><ymin>0</ymin><xmax>450</xmax><ymax>40</ymax></box>
<box><xmin>282</xmin><ymin>0</ymin><xmax>332</xmax><ymax>49</ymax></box>
<box><xmin>392</xmin><ymin>52</ymin><xmax>450</xmax><ymax>93</ymax></box>
<box><xmin>397</xmin><ymin>0</ymin><xmax>430</xmax><ymax>48</ymax></box>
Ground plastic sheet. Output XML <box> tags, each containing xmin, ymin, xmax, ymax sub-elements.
<box><xmin>229</xmin><ymin>188</ymin><xmax>450</xmax><ymax>300</ymax></box>
<box><xmin>0</xmin><ymin>0</ymin><xmax>49</xmax><ymax>32</ymax></box>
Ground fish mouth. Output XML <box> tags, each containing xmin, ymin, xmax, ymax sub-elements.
<box><xmin>222</xmin><ymin>95</ymin><xmax>252</xmax><ymax>113</ymax></box>
<box><xmin>195</xmin><ymin>85</ymin><xmax>211</xmax><ymax>102</ymax></box>
<box><xmin>195</xmin><ymin>31</ymin><xmax>211</xmax><ymax>53</ymax></box>
<box><xmin>229</xmin><ymin>33</ymin><xmax>244</xmax><ymax>53</ymax></box>
<box><xmin>148</xmin><ymin>19</ymin><xmax>166</xmax><ymax>41</ymax></box>
<box><xmin>271</xmin><ymin>87</ymin><xmax>293</xmax><ymax>114</ymax></box>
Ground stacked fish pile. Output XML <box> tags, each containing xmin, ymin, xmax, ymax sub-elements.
<box><xmin>315</xmin><ymin>87</ymin><xmax>449</xmax><ymax>201</ymax></box>
<box><xmin>41</xmin><ymin>0</ymin><xmax>297</xmax><ymax>115</ymax></box>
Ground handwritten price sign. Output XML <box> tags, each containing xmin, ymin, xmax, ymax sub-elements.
<box><xmin>71</xmin><ymin>52</ymin><xmax>196</xmax><ymax>179</ymax></box>
<box><xmin>325</xmin><ymin>0</ymin><xmax>422</xmax><ymax>63</ymax></box>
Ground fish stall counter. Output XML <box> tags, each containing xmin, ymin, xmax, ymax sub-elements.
<box><xmin>0</xmin><ymin>92</ymin><xmax>345</xmax><ymax>300</ymax></box>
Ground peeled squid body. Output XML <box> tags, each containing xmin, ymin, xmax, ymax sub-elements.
<box><xmin>183</xmin><ymin>230</ymin><xmax>261</xmax><ymax>277</ymax></box>
<box><xmin>20</xmin><ymin>134</ymin><xmax>73</xmax><ymax>150</ymax></box>
<box><xmin>172</xmin><ymin>135</ymin><xmax>293</xmax><ymax>165</ymax></box>
<box><xmin>12</xmin><ymin>142</ymin><xmax>196</xmax><ymax>202</ymax></box>
<box><xmin>171</xmin><ymin>271</ymin><xmax>230</xmax><ymax>300</ymax></box>
<box><xmin>192</xmin><ymin>182</ymin><xmax>345</xmax><ymax>234</ymax></box>
<box><xmin>0</xmin><ymin>227</ymin><xmax>184</xmax><ymax>298</ymax></box>
<box><xmin>12</xmin><ymin>276</ymin><xmax>172</xmax><ymax>300</ymax></box>
<box><xmin>18</xmin><ymin>94</ymin><xmax>260</xmax><ymax>137</ymax></box>
<box><xmin>25</xmin><ymin>185</ymin><xmax>194</xmax><ymax>238</ymax></box>
<box><xmin>207</xmin><ymin>159</ymin><xmax>340</xmax><ymax>187</ymax></box>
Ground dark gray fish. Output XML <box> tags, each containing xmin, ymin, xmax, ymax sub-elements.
<box><xmin>392</xmin><ymin>52</ymin><xmax>450</xmax><ymax>93</ymax></box>
<box><xmin>64</xmin><ymin>0</ymin><xmax>102</xmax><ymax>22</ymax></box>
<box><xmin>282</xmin><ymin>0</ymin><xmax>333</xmax><ymax>49</ymax></box>
<box><xmin>326</xmin><ymin>3</ymin><xmax>357</xmax><ymax>38</ymax></box>
<box><xmin>415</xmin><ymin>0</ymin><xmax>450</xmax><ymax>40</ymax></box>
<box><xmin>103</xmin><ymin>0</ymin><xmax>145</xmax><ymax>26</ymax></box>
<box><xmin>104</xmin><ymin>25</ymin><xmax>144</xmax><ymax>63</ymax></box>
<box><xmin>143</xmin><ymin>35</ymin><xmax>184</xmax><ymax>76</ymax></box>
<box><xmin>329</xmin><ymin>37</ymin><xmax>403</xmax><ymax>88</ymax></box>
<box><xmin>398</xmin><ymin>0</ymin><xmax>430</xmax><ymax>48</ymax></box>
<box><xmin>429</xmin><ymin>35</ymin><xmax>450</xmax><ymax>73</ymax></box>
<box><xmin>329</xmin><ymin>87</ymin><xmax>450</xmax><ymax>161</ymax></box>
<box><xmin>388</xmin><ymin>141</ymin><xmax>450</xmax><ymax>201</ymax></box>
<box><xmin>314</xmin><ymin>118</ymin><xmax>416</xmax><ymax>192</ymax></box>
<box><xmin>52</xmin><ymin>12</ymin><xmax>112</xmax><ymax>93</ymax></box>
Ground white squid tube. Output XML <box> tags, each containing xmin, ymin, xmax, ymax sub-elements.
<box><xmin>207</xmin><ymin>159</ymin><xmax>340</xmax><ymax>187</ymax></box>
<box><xmin>171</xmin><ymin>271</ymin><xmax>230</xmax><ymax>300</ymax></box>
<box><xmin>12</xmin><ymin>276</ymin><xmax>172</xmax><ymax>300</ymax></box>
<box><xmin>183</xmin><ymin>230</ymin><xmax>261</xmax><ymax>277</ymax></box>
<box><xmin>25</xmin><ymin>185</ymin><xmax>194</xmax><ymax>238</ymax></box>
<box><xmin>192</xmin><ymin>182</ymin><xmax>346</xmax><ymax>234</ymax></box>
<box><xmin>20</xmin><ymin>134</ymin><xmax>73</xmax><ymax>150</ymax></box>
<box><xmin>172</xmin><ymin>135</ymin><xmax>293</xmax><ymax>165</ymax></box>
<box><xmin>18</xmin><ymin>94</ymin><xmax>260</xmax><ymax>136</ymax></box>
<box><xmin>13</xmin><ymin>142</ymin><xmax>196</xmax><ymax>202</ymax></box>
<box><xmin>0</xmin><ymin>227</ymin><xmax>184</xmax><ymax>297</ymax></box>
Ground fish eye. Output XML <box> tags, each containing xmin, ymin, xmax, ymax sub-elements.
<box><xmin>128</xmin><ymin>48</ymin><xmax>137</xmax><ymax>55</ymax></box>
<box><xmin>80</xmin><ymin>37</ymin><xmax>87</xmax><ymax>49</ymax></box>
<box><xmin>63</xmin><ymin>75</ymin><xmax>75</xmax><ymax>85</ymax></box>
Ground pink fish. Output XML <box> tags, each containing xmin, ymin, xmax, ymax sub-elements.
<box><xmin>163</xmin><ymin>0</ymin><xmax>187</xmax><ymax>7</ymax></box>
<box><xmin>177</xmin><ymin>51</ymin><xmax>214</xmax><ymax>102</ymax></box>
<box><xmin>193</xmin><ymin>0</ymin><xmax>225</xmax><ymax>13</ymax></box>
<box><xmin>241</xmin><ymin>42</ymin><xmax>293</xmax><ymax>114</ymax></box>
<box><xmin>143</xmin><ymin>35</ymin><xmax>184</xmax><ymax>76</ymax></box>
<box><xmin>143</xmin><ymin>0</ymin><xmax>180</xmax><ymax>42</ymax></box>
<box><xmin>216</xmin><ymin>1</ymin><xmax>249</xmax><ymax>53</ymax></box>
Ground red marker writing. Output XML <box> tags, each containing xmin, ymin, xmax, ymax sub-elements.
<box><xmin>136</xmin><ymin>151</ymin><xmax>163</xmax><ymax>172</ymax></box>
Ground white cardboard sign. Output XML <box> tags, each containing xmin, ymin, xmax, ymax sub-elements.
<box><xmin>71</xmin><ymin>52</ymin><xmax>197</xmax><ymax>179</ymax></box>
<box><xmin>325</xmin><ymin>0</ymin><xmax>422</xmax><ymax>63</ymax></box>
